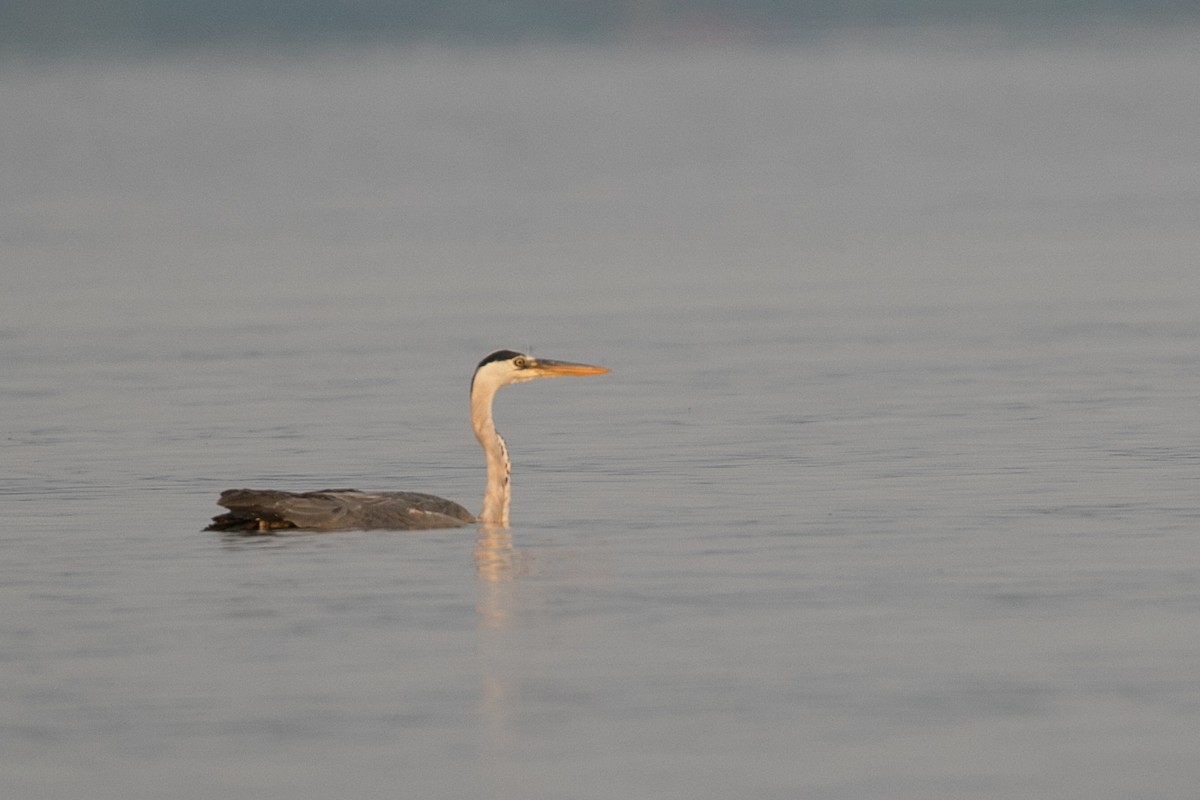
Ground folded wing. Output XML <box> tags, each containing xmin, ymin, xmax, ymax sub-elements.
<box><xmin>206</xmin><ymin>488</ymin><xmax>474</xmax><ymax>531</ymax></box>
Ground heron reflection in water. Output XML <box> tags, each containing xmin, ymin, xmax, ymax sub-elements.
<box><xmin>206</xmin><ymin>350</ymin><xmax>608</xmax><ymax>532</ymax></box>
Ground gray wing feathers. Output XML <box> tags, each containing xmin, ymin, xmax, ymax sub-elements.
<box><xmin>208</xmin><ymin>488</ymin><xmax>474</xmax><ymax>531</ymax></box>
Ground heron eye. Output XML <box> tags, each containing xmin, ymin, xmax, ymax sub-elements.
<box><xmin>513</xmin><ymin>357</ymin><xmax>527</xmax><ymax>368</ymax></box>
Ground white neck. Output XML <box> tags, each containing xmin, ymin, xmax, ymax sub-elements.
<box><xmin>470</xmin><ymin>376</ymin><xmax>511</xmax><ymax>525</ymax></box>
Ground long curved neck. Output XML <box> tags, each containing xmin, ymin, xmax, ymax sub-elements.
<box><xmin>471</xmin><ymin>380</ymin><xmax>510</xmax><ymax>525</ymax></box>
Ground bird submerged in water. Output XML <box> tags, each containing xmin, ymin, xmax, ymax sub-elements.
<box><xmin>206</xmin><ymin>350</ymin><xmax>608</xmax><ymax>532</ymax></box>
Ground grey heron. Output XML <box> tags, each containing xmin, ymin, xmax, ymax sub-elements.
<box><xmin>205</xmin><ymin>350</ymin><xmax>608</xmax><ymax>531</ymax></box>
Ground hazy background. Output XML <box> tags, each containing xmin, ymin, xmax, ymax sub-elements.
<box><xmin>4</xmin><ymin>0</ymin><xmax>1200</xmax><ymax>54</ymax></box>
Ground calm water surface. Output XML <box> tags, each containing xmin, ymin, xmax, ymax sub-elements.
<box><xmin>2</xmin><ymin>30</ymin><xmax>1199</xmax><ymax>799</ymax></box>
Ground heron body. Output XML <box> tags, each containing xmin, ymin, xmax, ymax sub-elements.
<box><xmin>206</xmin><ymin>350</ymin><xmax>608</xmax><ymax>532</ymax></box>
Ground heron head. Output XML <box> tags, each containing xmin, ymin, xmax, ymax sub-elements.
<box><xmin>471</xmin><ymin>349</ymin><xmax>609</xmax><ymax>394</ymax></box>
